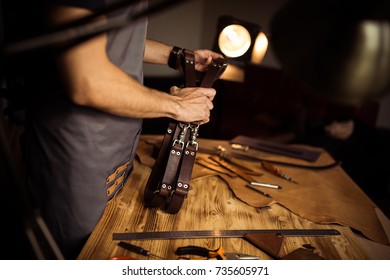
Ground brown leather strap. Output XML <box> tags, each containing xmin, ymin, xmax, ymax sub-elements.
<box><xmin>143</xmin><ymin>122</ymin><xmax>179</xmax><ymax>207</ymax></box>
<box><xmin>182</xmin><ymin>49</ymin><xmax>197</xmax><ymax>87</ymax></box>
<box><xmin>162</xmin><ymin>51</ymin><xmax>198</xmax><ymax>213</ymax></box>
<box><xmin>159</xmin><ymin>123</ymin><xmax>189</xmax><ymax>197</ymax></box>
<box><xmin>164</xmin><ymin>124</ymin><xmax>199</xmax><ymax>213</ymax></box>
<box><xmin>144</xmin><ymin>50</ymin><xmax>228</xmax><ymax>213</ymax></box>
<box><xmin>200</xmin><ymin>57</ymin><xmax>228</xmax><ymax>87</ymax></box>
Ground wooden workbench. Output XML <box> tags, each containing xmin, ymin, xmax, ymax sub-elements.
<box><xmin>78</xmin><ymin>135</ymin><xmax>390</xmax><ymax>260</ymax></box>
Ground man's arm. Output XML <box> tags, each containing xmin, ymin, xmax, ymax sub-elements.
<box><xmin>144</xmin><ymin>38</ymin><xmax>224</xmax><ymax>71</ymax></box>
<box><xmin>48</xmin><ymin>5</ymin><xmax>216</xmax><ymax>124</ymax></box>
<box><xmin>144</xmin><ymin>39</ymin><xmax>172</xmax><ymax>65</ymax></box>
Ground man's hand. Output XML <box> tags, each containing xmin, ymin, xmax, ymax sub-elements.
<box><xmin>193</xmin><ymin>49</ymin><xmax>224</xmax><ymax>72</ymax></box>
<box><xmin>170</xmin><ymin>86</ymin><xmax>216</xmax><ymax>125</ymax></box>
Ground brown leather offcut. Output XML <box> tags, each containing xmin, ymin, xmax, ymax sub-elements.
<box><xmin>244</xmin><ymin>232</ymin><xmax>286</xmax><ymax>259</ymax></box>
<box><xmin>143</xmin><ymin>50</ymin><xmax>228</xmax><ymax>214</ymax></box>
<box><xmin>105</xmin><ymin>161</ymin><xmax>130</xmax><ymax>198</ymax></box>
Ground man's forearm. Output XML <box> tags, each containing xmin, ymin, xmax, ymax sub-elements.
<box><xmin>144</xmin><ymin>38</ymin><xmax>174</xmax><ymax>65</ymax></box>
<box><xmin>59</xmin><ymin>34</ymin><xmax>180</xmax><ymax>119</ymax></box>
<box><xmin>59</xmin><ymin>32</ymin><xmax>214</xmax><ymax>123</ymax></box>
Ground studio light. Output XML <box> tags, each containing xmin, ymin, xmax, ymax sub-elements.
<box><xmin>213</xmin><ymin>15</ymin><xmax>268</xmax><ymax>66</ymax></box>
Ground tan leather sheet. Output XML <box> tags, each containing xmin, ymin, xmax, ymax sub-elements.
<box><xmin>136</xmin><ymin>137</ymin><xmax>389</xmax><ymax>245</ymax></box>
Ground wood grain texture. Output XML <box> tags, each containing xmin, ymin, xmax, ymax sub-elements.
<box><xmin>77</xmin><ymin>137</ymin><xmax>390</xmax><ymax>260</ymax></box>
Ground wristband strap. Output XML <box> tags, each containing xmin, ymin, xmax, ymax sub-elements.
<box><xmin>168</xmin><ymin>46</ymin><xmax>183</xmax><ymax>70</ymax></box>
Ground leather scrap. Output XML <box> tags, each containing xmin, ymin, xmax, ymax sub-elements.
<box><xmin>244</xmin><ymin>232</ymin><xmax>286</xmax><ymax>259</ymax></box>
<box><xmin>136</xmin><ymin>136</ymin><xmax>390</xmax><ymax>246</ymax></box>
<box><xmin>281</xmin><ymin>248</ymin><xmax>324</xmax><ymax>260</ymax></box>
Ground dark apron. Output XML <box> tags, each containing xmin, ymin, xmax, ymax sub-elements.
<box><xmin>25</xmin><ymin>0</ymin><xmax>148</xmax><ymax>259</ymax></box>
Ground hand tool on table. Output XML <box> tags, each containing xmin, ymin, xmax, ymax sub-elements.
<box><xmin>117</xmin><ymin>241</ymin><xmax>165</xmax><ymax>259</ymax></box>
<box><xmin>175</xmin><ymin>245</ymin><xmax>260</xmax><ymax>260</ymax></box>
<box><xmin>215</xmin><ymin>146</ymin><xmax>263</xmax><ymax>175</ymax></box>
<box><xmin>113</xmin><ymin>229</ymin><xmax>340</xmax><ymax>260</ymax></box>
<box><xmin>230</xmin><ymin>143</ymin><xmax>249</xmax><ymax>151</ymax></box>
<box><xmin>245</xmin><ymin>184</ymin><xmax>272</xmax><ymax>198</ymax></box>
<box><xmin>195</xmin><ymin>157</ymin><xmax>237</xmax><ymax>177</ymax></box>
<box><xmin>197</xmin><ymin>145</ymin><xmax>340</xmax><ymax>170</ymax></box>
<box><xmin>196</xmin><ymin>155</ymin><xmax>262</xmax><ymax>176</ymax></box>
<box><xmin>261</xmin><ymin>161</ymin><xmax>298</xmax><ymax>184</ymax></box>
<box><xmin>209</xmin><ymin>155</ymin><xmax>280</xmax><ymax>192</ymax></box>
<box><xmin>217</xmin><ymin>146</ymin><xmax>298</xmax><ymax>185</ymax></box>
<box><xmin>250</xmin><ymin>181</ymin><xmax>282</xmax><ymax>189</ymax></box>
<box><xmin>209</xmin><ymin>155</ymin><xmax>262</xmax><ymax>183</ymax></box>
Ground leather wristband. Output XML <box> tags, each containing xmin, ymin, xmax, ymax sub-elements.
<box><xmin>168</xmin><ymin>46</ymin><xmax>183</xmax><ymax>70</ymax></box>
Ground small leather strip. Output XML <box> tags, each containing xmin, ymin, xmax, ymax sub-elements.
<box><xmin>164</xmin><ymin>143</ymin><xmax>197</xmax><ymax>213</ymax></box>
<box><xmin>182</xmin><ymin>50</ymin><xmax>197</xmax><ymax>87</ymax></box>
<box><xmin>200</xmin><ymin>58</ymin><xmax>228</xmax><ymax>87</ymax></box>
<box><xmin>106</xmin><ymin>172</ymin><xmax>125</xmax><ymax>197</ymax></box>
<box><xmin>106</xmin><ymin>162</ymin><xmax>130</xmax><ymax>185</ymax></box>
<box><xmin>159</xmin><ymin>142</ymin><xmax>185</xmax><ymax>197</ymax></box>
<box><xmin>175</xmin><ymin>144</ymin><xmax>197</xmax><ymax>196</ymax></box>
<box><xmin>144</xmin><ymin>122</ymin><xmax>179</xmax><ymax>207</ymax></box>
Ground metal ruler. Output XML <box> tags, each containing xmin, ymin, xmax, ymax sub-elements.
<box><xmin>113</xmin><ymin>229</ymin><xmax>340</xmax><ymax>240</ymax></box>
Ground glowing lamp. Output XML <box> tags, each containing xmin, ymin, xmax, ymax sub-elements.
<box><xmin>213</xmin><ymin>15</ymin><xmax>268</xmax><ymax>66</ymax></box>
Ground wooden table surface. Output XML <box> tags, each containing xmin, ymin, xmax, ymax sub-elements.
<box><xmin>78</xmin><ymin>135</ymin><xmax>390</xmax><ymax>260</ymax></box>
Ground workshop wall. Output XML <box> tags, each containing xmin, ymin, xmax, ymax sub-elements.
<box><xmin>144</xmin><ymin>0</ymin><xmax>390</xmax><ymax>130</ymax></box>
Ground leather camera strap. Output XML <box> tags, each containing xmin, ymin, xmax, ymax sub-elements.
<box><xmin>162</xmin><ymin>50</ymin><xmax>197</xmax><ymax>213</ymax></box>
<box><xmin>143</xmin><ymin>49</ymin><xmax>227</xmax><ymax>213</ymax></box>
<box><xmin>163</xmin><ymin>51</ymin><xmax>228</xmax><ymax>213</ymax></box>
<box><xmin>144</xmin><ymin>121</ymin><xmax>179</xmax><ymax>207</ymax></box>
<box><xmin>159</xmin><ymin>123</ymin><xmax>189</xmax><ymax>198</ymax></box>
<box><xmin>164</xmin><ymin>123</ymin><xmax>199</xmax><ymax>213</ymax></box>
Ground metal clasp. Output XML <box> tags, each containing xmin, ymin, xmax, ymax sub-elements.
<box><xmin>173</xmin><ymin>122</ymin><xmax>190</xmax><ymax>148</ymax></box>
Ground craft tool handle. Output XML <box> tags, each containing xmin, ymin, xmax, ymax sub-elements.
<box><xmin>118</xmin><ymin>241</ymin><xmax>151</xmax><ymax>256</ymax></box>
<box><xmin>246</xmin><ymin>185</ymin><xmax>272</xmax><ymax>198</ymax></box>
<box><xmin>262</xmin><ymin>161</ymin><xmax>281</xmax><ymax>175</ymax></box>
